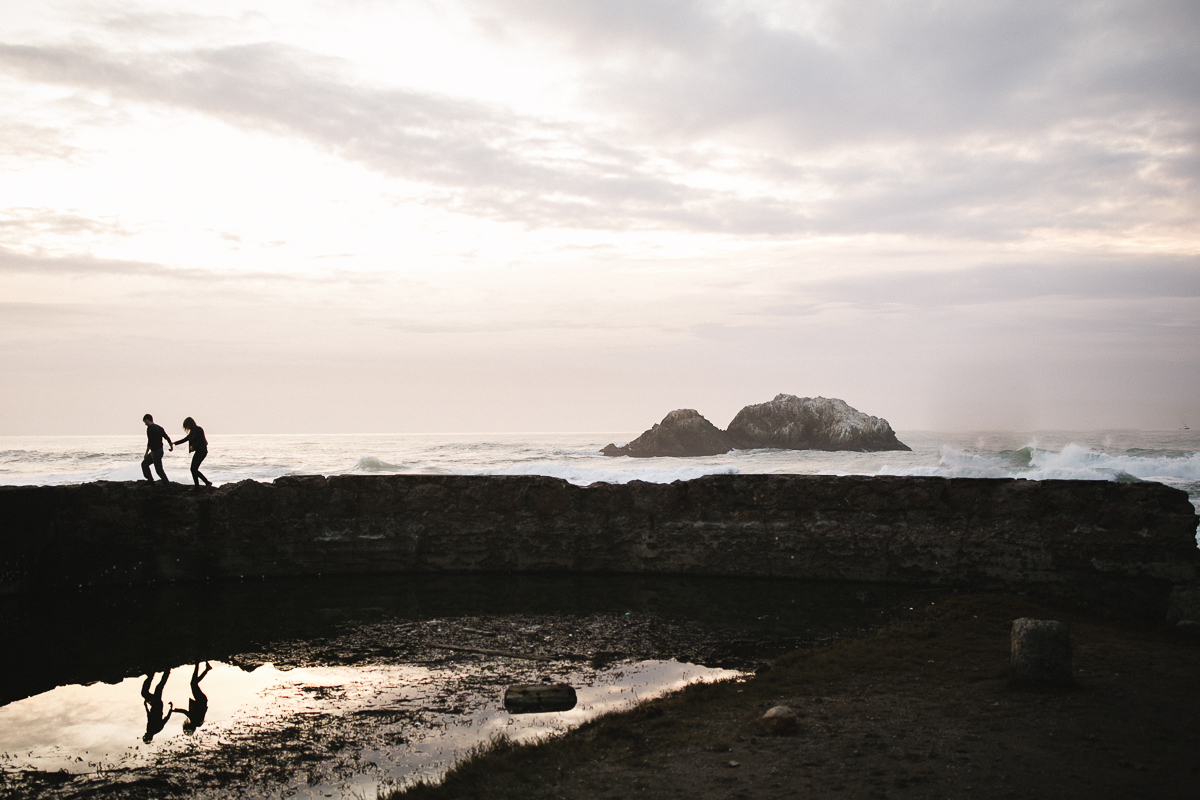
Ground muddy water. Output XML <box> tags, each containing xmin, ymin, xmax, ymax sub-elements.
<box><xmin>0</xmin><ymin>574</ymin><xmax>928</xmax><ymax>798</ymax></box>
<box><xmin>1</xmin><ymin>658</ymin><xmax>737</xmax><ymax>799</ymax></box>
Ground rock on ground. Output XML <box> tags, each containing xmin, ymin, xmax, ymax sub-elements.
<box><xmin>726</xmin><ymin>394</ymin><xmax>910</xmax><ymax>452</ymax></box>
<box><xmin>1011</xmin><ymin>618</ymin><xmax>1073</xmax><ymax>684</ymax></box>
<box><xmin>1167</xmin><ymin>583</ymin><xmax>1200</xmax><ymax>622</ymax></box>
<box><xmin>758</xmin><ymin>705</ymin><xmax>800</xmax><ymax>735</ymax></box>
<box><xmin>602</xmin><ymin>409</ymin><xmax>733</xmax><ymax>458</ymax></box>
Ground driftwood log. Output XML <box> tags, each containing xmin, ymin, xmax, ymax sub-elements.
<box><xmin>503</xmin><ymin>684</ymin><xmax>578</xmax><ymax>713</ymax></box>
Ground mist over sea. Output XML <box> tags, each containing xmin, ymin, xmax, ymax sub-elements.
<box><xmin>2</xmin><ymin>430</ymin><xmax>1198</xmax><ymax>517</ymax></box>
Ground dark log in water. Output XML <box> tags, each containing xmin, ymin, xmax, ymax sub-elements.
<box><xmin>1</xmin><ymin>475</ymin><xmax>1196</xmax><ymax>615</ymax></box>
<box><xmin>504</xmin><ymin>683</ymin><xmax>578</xmax><ymax>713</ymax></box>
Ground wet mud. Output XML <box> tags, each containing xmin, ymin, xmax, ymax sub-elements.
<box><xmin>1</xmin><ymin>575</ymin><xmax>929</xmax><ymax>799</ymax></box>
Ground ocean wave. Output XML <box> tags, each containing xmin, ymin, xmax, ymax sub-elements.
<box><xmin>0</xmin><ymin>450</ymin><xmax>125</xmax><ymax>464</ymax></box>
<box><xmin>350</xmin><ymin>456</ymin><xmax>406</xmax><ymax>472</ymax></box>
<box><xmin>5</xmin><ymin>462</ymin><xmax>151</xmax><ymax>486</ymax></box>
<box><xmin>876</xmin><ymin>444</ymin><xmax>1200</xmax><ymax>484</ymax></box>
<box><xmin>1031</xmin><ymin>444</ymin><xmax>1200</xmax><ymax>480</ymax></box>
<box><xmin>470</xmin><ymin>462</ymin><xmax>742</xmax><ymax>486</ymax></box>
<box><xmin>997</xmin><ymin>446</ymin><xmax>1034</xmax><ymax>467</ymax></box>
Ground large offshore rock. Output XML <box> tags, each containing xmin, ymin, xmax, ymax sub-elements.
<box><xmin>601</xmin><ymin>409</ymin><xmax>733</xmax><ymax>458</ymax></box>
<box><xmin>726</xmin><ymin>394</ymin><xmax>910</xmax><ymax>452</ymax></box>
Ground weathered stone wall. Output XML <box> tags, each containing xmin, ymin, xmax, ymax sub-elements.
<box><xmin>1</xmin><ymin>475</ymin><xmax>1196</xmax><ymax>615</ymax></box>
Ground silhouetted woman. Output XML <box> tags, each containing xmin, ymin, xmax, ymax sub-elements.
<box><xmin>173</xmin><ymin>417</ymin><xmax>211</xmax><ymax>486</ymax></box>
<box><xmin>171</xmin><ymin>661</ymin><xmax>211</xmax><ymax>734</ymax></box>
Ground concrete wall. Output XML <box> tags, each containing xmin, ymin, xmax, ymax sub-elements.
<box><xmin>2</xmin><ymin>475</ymin><xmax>1197</xmax><ymax>615</ymax></box>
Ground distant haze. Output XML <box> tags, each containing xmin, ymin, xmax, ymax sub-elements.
<box><xmin>1</xmin><ymin>1</ymin><xmax>1197</xmax><ymax>435</ymax></box>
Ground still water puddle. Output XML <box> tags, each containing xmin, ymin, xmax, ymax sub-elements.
<box><xmin>1</xmin><ymin>574</ymin><xmax>921</xmax><ymax>798</ymax></box>
<box><xmin>1</xmin><ymin>658</ymin><xmax>738</xmax><ymax>798</ymax></box>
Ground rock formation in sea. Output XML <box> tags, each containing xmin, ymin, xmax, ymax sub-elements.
<box><xmin>726</xmin><ymin>394</ymin><xmax>911</xmax><ymax>452</ymax></box>
<box><xmin>601</xmin><ymin>409</ymin><xmax>733</xmax><ymax>458</ymax></box>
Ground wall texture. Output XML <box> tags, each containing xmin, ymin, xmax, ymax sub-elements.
<box><xmin>2</xmin><ymin>475</ymin><xmax>1197</xmax><ymax>615</ymax></box>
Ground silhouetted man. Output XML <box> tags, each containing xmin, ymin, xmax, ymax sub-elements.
<box><xmin>141</xmin><ymin>414</ymin><xmax>173</xmax><ymax>483</ymax></box>
<box><xmin>141</xmin><ymin>670</ymin><xmax>173</xmax><ymax>743</ymax></box>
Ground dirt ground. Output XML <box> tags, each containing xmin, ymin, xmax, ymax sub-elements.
<box><xmin>4</xmin><ymin>590</ymin><xmax>1198</xmax><ymax>800</ymax></box>
<box><xmin>393</xmin><ymin>594</ymin><xmax>1200</xmax><ymax>800</ymax></box>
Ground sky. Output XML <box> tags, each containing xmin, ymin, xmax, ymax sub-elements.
<box><xmin>1</xmin><ymin>0</ymin><xmax>1197</xmax><ymax>435</ymax></box>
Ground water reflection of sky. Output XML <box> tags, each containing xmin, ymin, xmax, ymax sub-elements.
<box><xmin>0</xmin><ymin>658</ymin><xmax>738</xmax><ymax>798</ymax></box>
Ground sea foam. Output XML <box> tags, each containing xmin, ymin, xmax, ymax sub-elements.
<box><xmin>877</xmin><ymin>443</ymin><xmax>1200</xmax><ymax>486</ymax></box>
<box><xmin>352</xmin><ymin>456</ymin><xmax>406</xmax><ymax>472</ymax></box>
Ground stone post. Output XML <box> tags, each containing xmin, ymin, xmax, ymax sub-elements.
<box><xmin>1011</xmin><ymin>618</ymin><xmax>1073</xmax><ymax>684</ymax></box>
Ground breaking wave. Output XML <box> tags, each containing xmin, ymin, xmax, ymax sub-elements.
<box><xmin>351</xmin><ymin>456</ymin><xmax>406</xmax><ymax>473</ymax></box>
<box><xmin>472</xmin><ymin>462</ymin><xmax>741</xmax><ymax>485</ymax></box>
<box><xmin>881</xmin><ymin>443</ymin><xmax>1200</xmax><ymax>485</ymax></box>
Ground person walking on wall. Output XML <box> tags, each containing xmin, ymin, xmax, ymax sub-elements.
<box><xmin>173</xmin><ymin>417</ymin><xmax>211</xmax><ymax>487</ymax></box>
<box><xmin>141</xmin><ymin>414</ymin><xmax>173</xmax><ymax>483</ymax></box>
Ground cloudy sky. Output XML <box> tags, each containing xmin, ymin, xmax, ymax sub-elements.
<box><xmin>1</xmin><ymin>0</ymin><xmax>1197</xmax><ymax>435</ymax></box>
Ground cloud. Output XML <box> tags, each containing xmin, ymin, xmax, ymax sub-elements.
<box><xmin>0</xmin><ymin>39</ymin><xmax>757</xmax><ymax>232</ymax></box>
<box><xmin>0</xmin><ymin>1</ymin><xmax>1196</xmax><ymax>241</ymax></box>
<box><xmin>0</xmin><ymin>244</ymin><xmax>208</xmax><ymax>278</ymax></box>
<box><xmin>0</xmin><ymin>243</ymin><xmax>384</xmax><ymax>286</ymax></box>
<box><xmin>0</xmin><ymin>300</ymin><xmax>103</xmax><ymax>325</ymax></box>
<box><xmin>480</xmin><ymin>0</ymin><xmax>1200</xmax><ymax>142</ymax></box>
<box><xmin>760</xmin><ymin>255</ymin><xmax>1200</xmax><ymax>314</ymax></box>
<box><xmin>0</xmin><ymin>120</ymin><xmax>85</xmax><ymax>167</ymax></box>
<box><xmin>0</xmin><ymin>208</ymin><xmax>133</xmax><ymax>241</ymax></box>
<box><xmin>466</xmin><ymin>0</ymin><xmax>1200</xmax><ymax>236</ymax></box>
<box><xmin>96</xmin><ymin>8</ymin><xmax>273</xmax><ymax>40</ymax></box>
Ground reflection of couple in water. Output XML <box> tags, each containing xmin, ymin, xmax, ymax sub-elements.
<box><xmin>141</xmin><ymin>662</ymin><xmax>211</xmax><ymax>742</ymax></box>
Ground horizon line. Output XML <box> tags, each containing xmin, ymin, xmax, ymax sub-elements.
<box><xmin>0</xmin><ymin>427</ymin><xmax>1193</xmax><ymax>438</ymax></box>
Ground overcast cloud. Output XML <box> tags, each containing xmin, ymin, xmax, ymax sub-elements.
<box><xmin>0</xmin><ymin>0</ymin><xmax>1197</xmax><ymax>434</ymax></box>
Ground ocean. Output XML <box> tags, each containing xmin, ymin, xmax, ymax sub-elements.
<box><xmin>3</xmin><ymin>428</ymin><xmax>1198</xmax><ymax>518</ymax></box>
<box><xmin>3</xmin><ymin>429</ymin><xmax>1199</xmax><ymax>797</ymax></box>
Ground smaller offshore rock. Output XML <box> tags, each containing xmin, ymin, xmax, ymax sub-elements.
<box><xmin>758</xmin><ymin>705</ymin><xmax>800</xmax><ymax>735</ymax></box>
<box><xmin>1011</xmin><ymin>618</ymin><xmax>1073</xmax><ymax>684</ymax></box>
<box><xmin>726</xmin><ymin>394</ymin><xmax>910</xmax><ymax>452</ymax></box>
<box><xmin>601</xmin><ymin>409</ymin><xmax>733</xmax><ymax>457</ymax></box>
